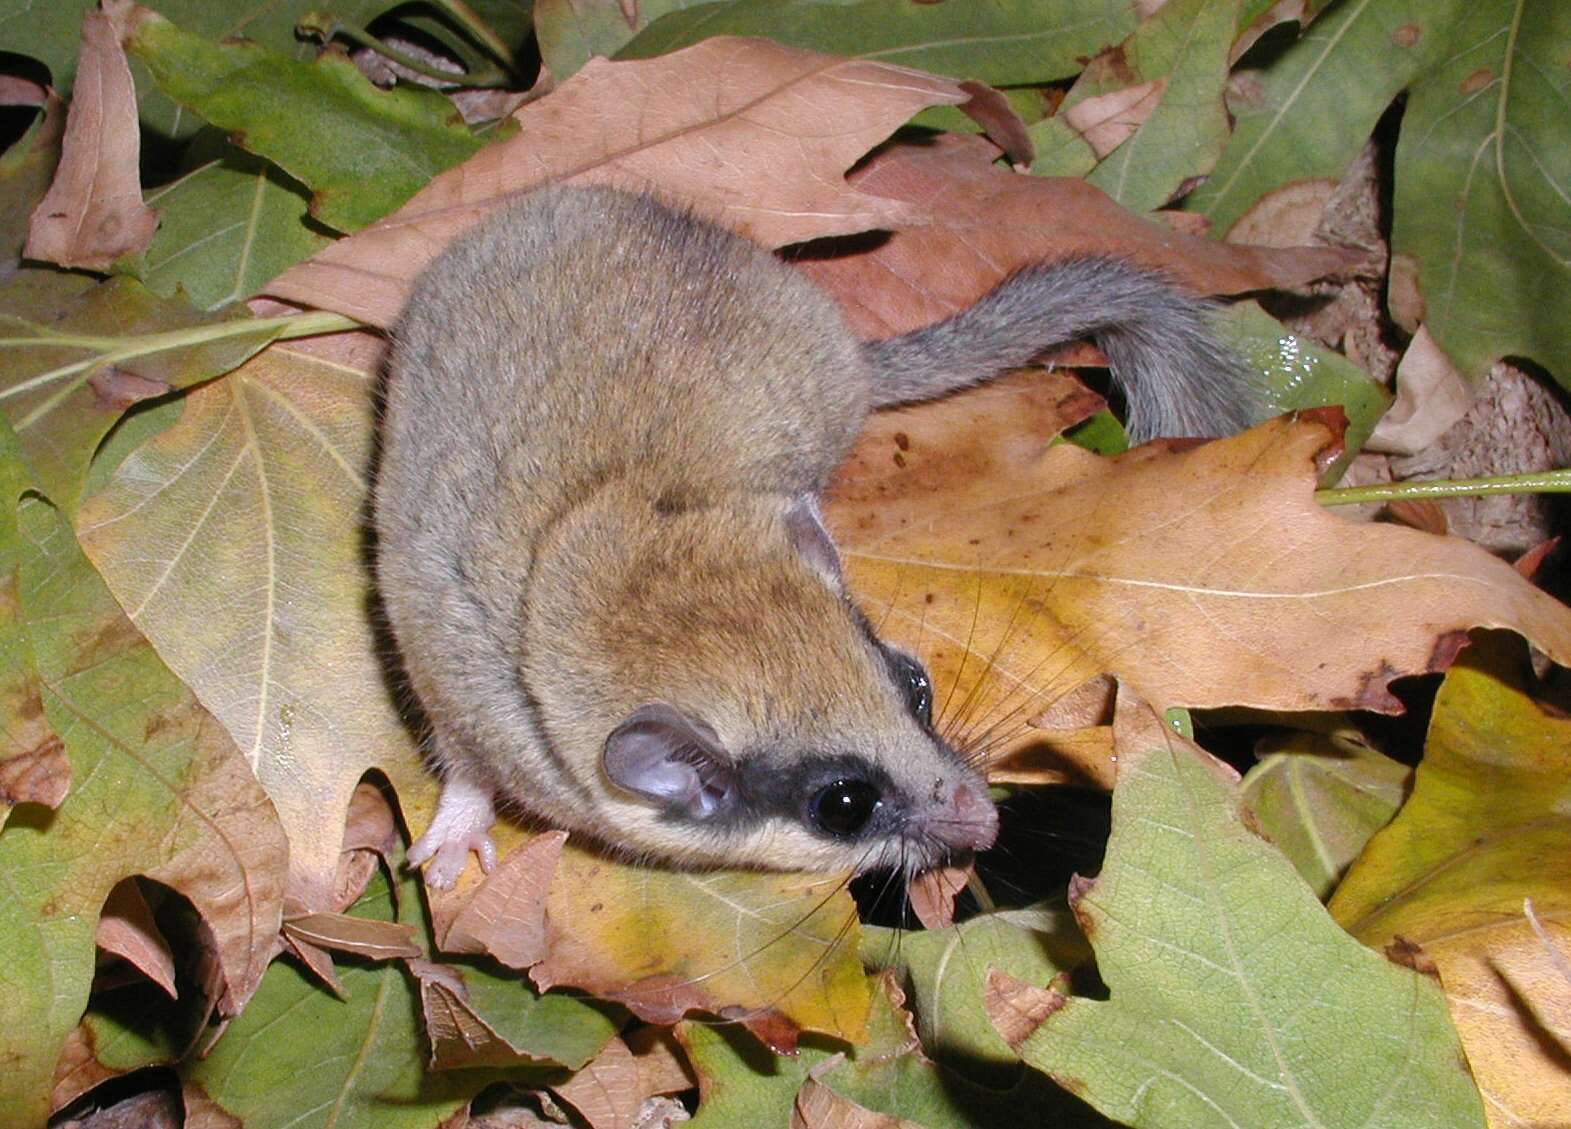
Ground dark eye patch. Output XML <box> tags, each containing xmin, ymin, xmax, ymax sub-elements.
<box><xmin>677</xmin><ymin>752</ymin><xmax>899</xmax><ymax>842</ymax></box>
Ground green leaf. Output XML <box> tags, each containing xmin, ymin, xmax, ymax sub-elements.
<box><xmin>0</xmin><ymin>0</ymin><xmax>394</xmax><ymax>145</ymax></box>
<box><xmin>58</xmin><ymin>982</ymin><xmax>203</xmax><ymax>1107</ymax></box>
<box><xmin>0</xmin><ymin>411</ymin><xmax>59</xmax><ymax>834</ymax></box>
<box><xmin>0</xmin><ymin>95</ymin><xmax>63</xmax><ymax>266</ymax></box>
<box><xmin>0</xmin><ymin>272</ymin><xmax>278</xmax><ymax>515</ymax></box>
<box><xmin>1025</xmin><ymin>114</ymin><xmax>1099</xmax><ymax>178</ymax></box>
<box><xmin>1392</xmin><ymin>0</ymin><xmax>1571</xmax><ymax>389</ymax></box>
<box><xmin>183</xmin><ymin>869</ymin><xmax>536</xmax><ymax>1129</ymax></box>
<box><xmin>1068</xmin><ymin>0</ymin><xmax>1240</xmax><ymax>211</ymax></box>
<box><xmin>1185</xmin><ymin>0</ymin><xmax>1471</xmax><ymax>234</ymax></box>
<box><xmin>682</xmin><ymin>973</ymin><xmax>1098</xmax><ymax>1129</ymax></box>
<box><xmin>441</xmin><ymin>956</ymin><xmax>623</xmax><ymax>1071</ymax></box>
<box><xmin>125</xmin><ymin>5</ymin><xmax>485</xmax><ymax>232</ymax></box>
<box><xmin>618</xmin><ymin>0</ymin><xmax>1141</xmax><ymax>86</ymax></box>
<box><xmin>0</xmin><ymin>415</ymin><xmax>287</xmax><ymax>1129</ymax></box>
<box><xmin>393</xmin><ymin>0</ymin><xmax>535</xmax><ymax>79</ymax></box>
<box><xmin>139</xmin><ymin>146</ymin><xmax>333</xmax><ymax>311</ymax></box>
<box><xmin>75</xmin><ymin>335</ymin><xmax>425</xmax><ymax>900</ymax></box>
<box><xmin>862</xmin><ymin>903</ymin><xmax>1090</xmax><ymax>1082</ymax></box>
<box><xmin>1329</xmin><ymin>633</ymin><xmax>1571</xmax><ymax>1123</ymax></box>
<box><xmin>535</xmin><ymin>0</ymin><xmax>711</xmax><ymax>78</ymax></box>
<box><xmin>996</xmin><ymin>698</ymin><xmax>1486</xmax><ymax>1129</ymax></box>
<box><xmin>1240</xmin><ymin>731</ymin><xmax>1410</xmax><ymax>900</ymax></box>
<box><xmin>1214</xmin><ymin>299</ymin><xmax>1392</xmax><ymax>466</ymax></box>
<box><xmin>910</xmin><ymin>87</ymin><xmax>1055</xmax><ymax>139</ymax></box>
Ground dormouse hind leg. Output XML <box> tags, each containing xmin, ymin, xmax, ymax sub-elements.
<box><xmin>408</xmin><ymin>762</ymin><xmax>498</xmax><ymax>889</ymax></box>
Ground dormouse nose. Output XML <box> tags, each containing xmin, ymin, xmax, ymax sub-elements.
<box><xmin>923</xmin><ymin>779</ymin><xmax>998</xmax><ymax>852</ymax></box>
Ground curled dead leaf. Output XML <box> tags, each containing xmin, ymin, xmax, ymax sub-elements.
<box><xmin>551</xmin><ymin>1032</ymin><xmax>697</xmax><ymax>1129</ymax></box>
<box><xmin>792</xmin><ymin>1070</ymin><xmax>931</xmax><ymax>1129</ymax></box>
<box><xmin>25</xmin><ymin>0</ymin><xmax>158</xmax><ymax>269</ymax></box>
<box><xmin>907</xmin><ymin>863</ymin><xmax>970</xmax><ymax>930</ymax></box>
<box><xmin>438</xmin><ymin>830</ymin><xmax>565</xmax><ymax>969</ymax></box>
<box><xmin>982</xmin><ymin>968</ymin><xmax>1064</xmax><ymax>1050</ymax></box>
<box><xmin>1062</xmin><ymin>78</ymin><xmax>1168</xmax><ymax>158</ymax></box>
<box><xmin>96</xmin><ymin>880</ymin><xmax>177</xmax><ymax>998</ymax></box>
<box><xmin>409</xmin><ymin>958</ymin><xmax>565</xmax><ymax>1071</ymax></box>
<box><xmin>282</xmin><ymin>911</ymin><xmax>422</xmax><ymax>960</ymax></box>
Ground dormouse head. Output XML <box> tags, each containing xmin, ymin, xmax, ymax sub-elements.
<box><xmin>579</xmin><ymin>495</ymin><xmax>998</xmax><ymax>875</ymax></box>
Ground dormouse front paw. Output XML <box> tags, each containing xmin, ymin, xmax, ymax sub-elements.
<box><xmin>408</xmin><ymin>773</ymin><xmax>498</xmax><ymax>889</ymax></box>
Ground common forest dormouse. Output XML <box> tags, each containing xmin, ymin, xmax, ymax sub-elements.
<box><xmin>377</xmin><ymin>186</ymin><xmax>1257</xmax><ymax>888</ymax></box>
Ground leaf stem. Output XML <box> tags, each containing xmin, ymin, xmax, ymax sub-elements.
<box><xmin>427</xmin><ymin>0</ymin><xmax>519</xmax><ymax>72</ymax></box>
<box><xmin>965</xmin><ymin>869</ymin><xmax>997</xmax><ymax>914</ymax></box>
<box><xmin>0</xmin><ymin>311</ymin><xmax>364</xmax><ymax>414</ymax></box>
<box><xmin>1315</xmin><ymin>468</ymin><xmax>1571</xmax><ymax>506</ymax></box>
<box><xmin>300</xmin><ymin>15</ymin><xmax>507</xmax><ymax>87</ymax></box>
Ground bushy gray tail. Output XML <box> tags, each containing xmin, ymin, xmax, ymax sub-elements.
<box><xmin>860</xmin><ymin>258</ymin><xmax>1261</xmax><ymax>442</ymax></box>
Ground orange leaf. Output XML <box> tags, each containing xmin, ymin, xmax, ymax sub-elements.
<box><xmin>826</xmin><ymin>398</ymin><xmax>1571</xmax><ymax>777</ymax></box>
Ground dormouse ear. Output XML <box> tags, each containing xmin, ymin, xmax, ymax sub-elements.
<box><xmin>602</xmin><ymin>703</ymin><xmax>739</xmax><ymax>820</ymax></box>
<box><xmin>783</xmin><ymin>495</ymin><xmax>842</xmax><ymax>588</ymax></box>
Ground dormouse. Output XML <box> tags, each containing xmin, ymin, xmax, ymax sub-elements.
<box><xmin>376</xmin><ymin>186</ymin><xmax>1256</xmax><ymax>887</ymax></box>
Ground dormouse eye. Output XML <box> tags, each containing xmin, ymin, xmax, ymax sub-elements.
<box><xmin>889</xmin><ymin>653</ymin><xmax>933</xmax><ymax>726</ymax></box>
<box><xmin>809</xmin><ymin>779</ymin><xmax>881</xmax><ymax>837</ymax></box>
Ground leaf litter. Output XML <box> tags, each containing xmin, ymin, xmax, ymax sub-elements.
<box><xmin>2</xmin><ymin>1</ymin><xmax>1569</xmax><ymax>1127</ymax></box>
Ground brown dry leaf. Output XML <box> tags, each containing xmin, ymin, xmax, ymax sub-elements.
<box><xmin>983</xmin><ymin>968</ymin><xmax>1064</xmax><ymax>1049</ymax></box>
<box><xmin>278</xmin><ymin>781</ymin><xmax>408</xmax><ymax>995</ymax></box>
<box><xmin>795</xmin><ymin>133</ymin><xmax>1362</xmax><ymax>339</ymax></box>
<box><xmin>0</xmin><ymin>714</ymin><xmax>69</xmax><ymax>820</ymax></box>
<box><xmin>1227</xmin><ymin>179</ymin><xmax>1335</xmax><ymax>248</ymax></box>
<box><xmin>987</xmin><ymin>726</ymin><xmax>1115</xmax><ymax>789</ymax></box>
<box><xmin>281</xmin><ymin>912</ymin><xmax>422</xmax><ymax>960</ymax></box>
<box><xmin>824</xmin><ymin>392</ymin><xmax>1571</xmax><ymax>772</ymax></box>
<box><xmin>324</xmin><ymin>779</ymin><xmax>401</xmax><ymax>915</ymax></box>
<box><xmin>906</xmin><ymin>863</ymin><xmax>969</xmax><ymax>930</ymax></box>
<box><xmin>180</xmin><ymin>1086</ymin><xmax>242</xmax><ymax>1129</ymax></box>
<box><xmin>24</xmin><ymin>0</ymin><xmax>157</xmax><ymax>269</ymax></box>
<box><xmin>50</xmin><ymin>1024</ymin><xmax>122</xmax><ymax>1114</ymax></box>
<box><xmin>96</xmin><ymin>879</ymin><xmax>177</xmax><ymax>997</ymax></box>
<box><xmin>1062</xmin><ymin>79</ymin><xmax>1168</xmax><ymax>159</ymax></box>
<box><xmin>0</xmin><ymin>75</ymin><xmax>49</xmax><ymax>105</ymax></box>
<box><xmin>955</xmin><ymin>80</ymin><xmax>1034</xmax><ymax>167</ymax></box>
<box><xmin>437</xmin><ymin>830</ymin><xmax>566</xmax><ymax>969</ymax></box>
<box><xmin>625</xmin><ymin>1026</ymin><xmax>698</xmax><ymax>1096</ymax></box>
<box><xmin>792</xmin><ymin>1070</ymin><xmax>931</xmax><ymax>1129</ymax></box>
<box><xmin>266</xmin><ymin>37</ymin><xmax>983</xmax><ymax>327</ymax></box>
<box><xmin>282</xmin><ymin>930</ymin><xmax>342</xmax><ymax>995</ymax></box>
<box><xmin>408</xmin><ymin>958</ymin><xmax>564</xmax><ymax>1071</ymax></box>
<box><xmin>1367</xmin><ymin>325</ymin><xmax>1475</xmax><ymax>456</ymax></box>
<box><xmin>550</xmin><ymin>1034</ymin><xmax>695</xmax><ymax>1129</ymax></box>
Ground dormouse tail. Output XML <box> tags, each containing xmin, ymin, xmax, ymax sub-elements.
<box><xmin>859</xmin><ymin>258</ymin><xmax>1261</xmax><ymax>442</ymax></box>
